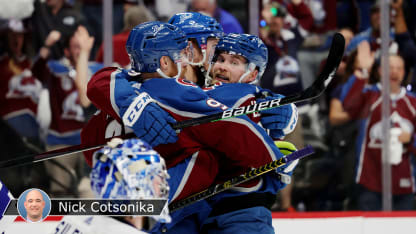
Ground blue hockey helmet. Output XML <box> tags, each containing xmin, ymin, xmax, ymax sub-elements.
<box><xmin>214</xmin><ymin>33</ymin><xmax>268</xmax><ymax>82</ymax></box>
<box><xmin>125</xmin><ymin>21</ymin><xmax>188</xmax><ymax>76</ymax></box>
<box><xmin>90</xmin><ymin>138</ymin><xmax>170</xmax><ymax>222</ymax></box>
<box><xmin>169</xmin><ymin>13</ymin><xmax>223</xmax><ymax>83</ymax></box>
<box><xmin>168</xmin><ymin>12</ymin><xmax>223</xmax><ymax>50</ymax></box>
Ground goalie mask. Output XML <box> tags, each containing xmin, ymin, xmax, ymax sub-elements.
<box><xmin>90</xmin><ymin>138</ymin><xmax>171</xmax><ymax>223</ymax></box>
<box><xmin>210</xmin><ymin>33</ymin><xmax>268</xmax><ymax>84</ymax></box>
<box><xmin>125</xmin><ymin>21</ymin><xmax>188</xmax><ymax>79</ymax></box>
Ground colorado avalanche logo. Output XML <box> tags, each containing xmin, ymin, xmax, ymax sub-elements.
<box><xmin>368</xmin><ymin>111</ymin><xmax>414</xmax><ymax>148</ymax></box>
<box><xmin>62</xmin><ymin>91</ymin><xmax>85</xmax><ymax>122</ymax></box>
<box><xmin>6</xmin><ymin>69</ymin><xmax>42</xmax><ymax>103</ymax></box>
<box><xmin>273</xmin><ymin>55</ymin><xmax>299</xmax><ymax>87</ymax></box>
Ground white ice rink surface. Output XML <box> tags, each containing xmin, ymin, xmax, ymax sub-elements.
<box><xmin>272</xmin><ymin>211</ymin><xmax>416</xmax><ymax>234</ymax></box>
<box><xmin>273</xmin><ymin>216</ymin><xmax>416</xmax><ymax>234</ymax></box>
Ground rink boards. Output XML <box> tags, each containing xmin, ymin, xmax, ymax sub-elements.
<box><xmin>2</xmin><ymin>211</ymin><xmax>416</xmax><ymax>234</ymax></box>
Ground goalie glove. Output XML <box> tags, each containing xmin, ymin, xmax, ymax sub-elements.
<box><xmin>274</xmin><ymin>141</ymin><xmax>299</xmax><ymax>185</ymax></box>
<box><xmin>257</xmin><ymin>94</ymin><xmax>298</xmax><ymax>139</ymax></box>
<box><xmin>122</xmin><ymin>92</ymin><xmax>178</xmax><ymax>147</ymax></box>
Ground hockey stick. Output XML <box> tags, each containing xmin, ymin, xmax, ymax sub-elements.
<box><xmin>0</xmin><ymin>33</ymin><xmax>344</xmax><ymax>169</ymax></box>
<box><xmin>169</xmin><ymin>145</ymin><xmax>315</xmax><ymax>212</ymax></box>
<box><xmin>170</xmin><ymin>32</ymin><xmax>345</xmax><ymax>129</ymax></box>
<box><xmin>0</xmin><ymin>133</ymin><xmax>135</xmax><ymax>168</ymax></box>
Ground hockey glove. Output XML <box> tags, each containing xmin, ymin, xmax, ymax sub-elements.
<box><xmin>122</xmin><ymin>93</ymin><xmax>178</xmax><ymax>147</ymax></box>
<box><xmin>257</xmin><ymin>94</ymin><xmax>298</xmax><ymax>139</ymax></box>
<box><xmin>274</xmin><ymin>141</ymin><xmax>299</xmax><ymax>185</ymax></box>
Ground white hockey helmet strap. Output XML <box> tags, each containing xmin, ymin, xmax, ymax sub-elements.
<box><xmin>238</xmin><ymin>62</ymin><xmax>257</xmax><ymax>83</ymax></box>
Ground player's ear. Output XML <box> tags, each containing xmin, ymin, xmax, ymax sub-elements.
<box><xmin>246</xmin><ymin>69</ymin><xmax>258</xmax><ymax>83</ymax></box>
<box><xmin>159</xmin><ymin>56</ymin><xmax>170</xmax><ymax>72</ymax></box>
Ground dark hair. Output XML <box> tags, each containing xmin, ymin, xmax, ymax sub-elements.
<box><xmin>61</xmin><ymin>29</ymin><xmax>77</xmax><ymax>49</ymax></box>
<box><xmin>269</xmin><ymin>2</ymin><xmax>287</xmax><ymax>18</ymax></box>
<box><xmin>343</xmin><ymin>49</ymin><xmax>379</xmax><ymax>85</ymax></box>
<box><xmin>342</xmin><ymin>50</ymin><xmax>357</xmax><ymax>83</ymax></box>
<box><xmin>369</xmin><ymin>59</ymin><xmax>380</xmax><ymax>84</ymax></box>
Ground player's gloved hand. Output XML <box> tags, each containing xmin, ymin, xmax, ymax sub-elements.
<box><xmin>274</xmin><ymin>141</ymin><xmax>299</xmax><ymax>185</ymax></box>
<box><xmin>257</xmin><ymin>94</ymin><xmax>298</xmax><ymax>139</ymax></box>
<box><xmin>122</xmin><ymin>92</ymin><xmax>178</xmax><ymax>147</ymax></box>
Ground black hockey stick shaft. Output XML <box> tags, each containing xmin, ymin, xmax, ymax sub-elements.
<box><xmin>171</xmin><ymin>33</ymin><xmax>345</xmax><ymax>129</ymax></box>
<box><xmin>169</xmin><ymin>145</ymin><xmax>315</xmax><ymax>212</ymax></box>
<box><xmin>0</xmin><ymin>34</ymin><xmax>344</xmax><ymax>169</ymax></box>
<box><xmin>0</xmin><ymin>133</ymin><xmax>135</xmax><ymax>168</ymax></box>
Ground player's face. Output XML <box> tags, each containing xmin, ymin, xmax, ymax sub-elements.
<box><xmin>187</xmin><ymin>40</ymin><xmax>204</xmax><ymax>64</ymax></box>
<box><xmin>204</xmin><ymin>37</ymin><xmax>219</xmax><ymax>70</ymax></box>
<box><xmin>181</xmin><ymin>64</ymin><xmax>198</xmax><ymax>83</ymax></box>
<box><xmin>212</xmin><ymin>53</ymin><xmax>248</xmax><ymax>83</ymax></box>
<box><xmin>164</xmin><ymin>56</ymin><xmax>180</xmax><ymax>77</ymax></box>
<box><xmin>179</xmin><ymin>42</ymin><xmax>203</xmax><ymax>81</ymax></box>
<box><xmin>24</xmin><ymin>190</ymin><xmax>45</xmax><ymax>221</ymax></box>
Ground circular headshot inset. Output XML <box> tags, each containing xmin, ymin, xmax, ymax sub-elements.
<box><xmin>17</xmin><ymin>188</ymin><xmax>51</xmax><ymax>223</ymax></box>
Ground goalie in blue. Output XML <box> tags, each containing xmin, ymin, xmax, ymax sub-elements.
<box><xmin>51</xmin><ymin>138</ymin><xmax>171</xmax><ymax>234</ymax></box>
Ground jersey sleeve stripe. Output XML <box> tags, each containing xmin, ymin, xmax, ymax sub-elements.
<box><xmin>170</xmin><ymin>151</ymin><xmax>199</xmax><ymax>202</ymax></box>
<box><xmin>232</xmin><ymin>94</ymin><xmax>255</xmax><ymax>109</ymax></box>
<box><xmin>110</xmin><ymin>70</ymin><xmax>121</xmax><ymax>118</ymax></box>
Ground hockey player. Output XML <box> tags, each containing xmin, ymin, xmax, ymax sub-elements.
<box><xmin>197</xmin><ymin>33</ymin><xmax>298</xmax><ymax>233</ymax></box>
<box><xmin>51</xmin><ymin>138</ymin><xmax>170</xmax><ymax>233</ymax></box>
<box><xmin>169</xmin><ymin>13</ymin><xmax>298</xmax><ymax>179</ymax></box>
<box><xmin>169</xmin><ymin>15</ymin><xmax>298</xmax><ymax>232</ymax></box>
<box><xmin>208</xmin><ymin>33</ymin><xmax>298</xmax><ymax>145</ymax></box>
<box><xmin>168</xmin><ymin>12</ymin><xmax>223</xmax><ymax>86</ymax></box>
<box><xmin>169</xmin><ymin>13</ymin><xmax>297</xmax><ymax>140</ymax></box>
<box><xmin>85</xmin><ymin>21</ymin><xmax>287</xmax><ymax>232</ymax></box>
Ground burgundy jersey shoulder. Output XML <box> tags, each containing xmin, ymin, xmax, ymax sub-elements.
<box><xmin>89</xmin><ymin>67</ymin><xmax>119</xmax><ymax>85</ymax></box>
<box><xmin>87</xmin><ymin>66</ymin><xmax>122</xmax><ymax>122</ymax></box>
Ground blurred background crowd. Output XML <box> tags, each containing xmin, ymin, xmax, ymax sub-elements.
<box><xmin>1</xmin><ymin>0</ymin><xmax>416</xmax><ymax>212</ymax></box>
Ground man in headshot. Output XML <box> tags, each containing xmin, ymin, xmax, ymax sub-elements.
<box><xmin>23</xmin><ymin>189</ymin><xmax>46</xmax><ymax>222</ymax></box>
